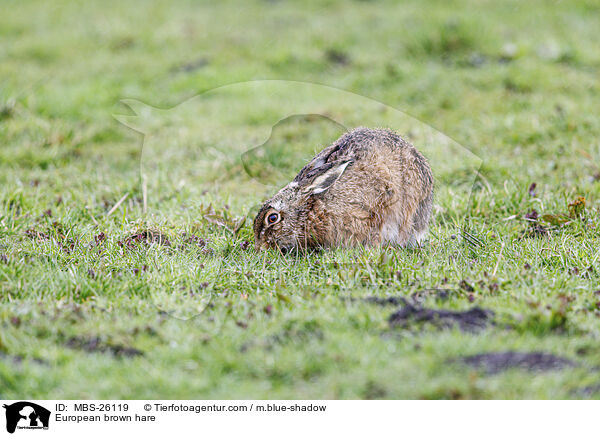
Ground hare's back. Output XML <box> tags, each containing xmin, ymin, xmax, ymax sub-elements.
<box><xmin>320</xmin><ymin>127</ymin><xmax>413</xmax><ymax>161</ymax></box>
<box><xmin>335</xmin><ymin>128</ymin><xmax>431</xmax><ymax>187</ymax></box>
<box><xmin>326</xmin><ymin>128</ymin><xmax>432</xmax><ymax>208</ymax></box>
<box><xmin>294</xmin><ymin>127</ymin><xmax>416</xmax><ymax>184</ymax></box>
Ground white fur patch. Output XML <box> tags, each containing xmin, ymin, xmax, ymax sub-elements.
<box><xmin>414</xmin><ymin>230</ymin><xmax>428</xmax><ymax>243</ymax></box>
<box><xmin>380</xmin><ymin>220</ymin><xmax>400</xmax><ymax>243</ymax></box>
<box><xmin>406</xmin><ymin>229</ymin><xmax>428</xmax><ymax>248</ymax></box>
<box><xmin>271</xmin><ymin>200</ymin><xmax>282</xmax><ymax>210</ymax></box>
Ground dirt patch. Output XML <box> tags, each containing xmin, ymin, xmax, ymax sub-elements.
<box><xmin>459</xmin><ymin>351</ymin><xmax>576</xmax><ymax>374</ymax></box>
<box><xmin>24</xmin><ymin>222</ymin><xmax>77</xmax><ymax>253</ymax></box>
<box><xmin>24</xmin><ymin>228</ymin><xmax>50</xmax><ymax>241</ymax></box>
<box><xmin>180</xmin><ymin>232</ymin><xmax>207</xmax><ymax>247</ymax></box>
<box><xmin>118</xmin><ymin>230</ymin><xmax>170</xmax><ymax>249</ymax></box>
<box><xmin>522</xmin><ymin>209</ymin><xmax>549</xmax><ymax>238</ymax></box>
<box><xmin>0</xmin><ymin>351</ymin><xmax>48</xmax><ymax>366</ymax></box>
<box><xmin>389</xmin><ymin>304</ymin><xmax>493</xmax><ymax>332</ymax></box>
<box><xmin>363</xmin><ymin>289</ymin><xmax>456</xmax><ymax>307</ymax></box>
<box><xmin>177</xmin><ymin>232</ymin><xmax>208</xmax><ymax>251</ymax></box>
<box><xmin>65</xmin><ymin>336</ymin><xmax>143</xmax><ymax>358</ymax></box>
<box><xmin>325</xmin><ymin>48</ymin><xmax>351</xmax><ymax>65</ymax></box>
<box><xmin>364</xmin><ymin>296</ymin><xmax>408</xmax><ymax>306</ymax></box>
<box><xmin>94</xmin><ymin>232</ymin><xmax>106</xmax><ymax>246</ymax></box>
<box><xmin>572</xmin><ymin>384</ymin><xmax>600</xmax><ymax>397</ymax></box>
<box><xmin>172</xmin><ymin>57</ymin><xmax>209</xmax><ymax>73</ymax></box>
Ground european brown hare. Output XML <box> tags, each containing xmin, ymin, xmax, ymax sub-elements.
<box><xmin>253</xmin><ymin>127</ymin><xmax>433</xmax><ymax>252</ymax></box>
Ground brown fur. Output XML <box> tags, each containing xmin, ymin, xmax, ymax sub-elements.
<box><xmin>253</xmin><ymin>127</ymin><xmax>434</xmax><ymax>252</ymax></box>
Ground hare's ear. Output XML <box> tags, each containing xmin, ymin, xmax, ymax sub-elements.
<box><xmin>304</xmin><ymin>160</ymin><xmax>352</xmax><ymax>195</ymax></box>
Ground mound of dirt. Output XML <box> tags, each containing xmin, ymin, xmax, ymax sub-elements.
<box><xmin>389</xmin><ymin>304</ymin><xmax>493</xmax><ymax>332</ymax></box>
<box><xmin>65</xmin><ymin>336</ymin><xmax>143</xmax><ymax>358</ymax></box>
<box><xmin>460</xmin><ymin>351</ymin><xmax>576</xmax><ymax>374</ymax></box>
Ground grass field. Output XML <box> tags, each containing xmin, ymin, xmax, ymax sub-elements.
<box><xmin>1</xmin><ymin>0</ymin><xmax>600</xmax><ymax>399</ymax></box>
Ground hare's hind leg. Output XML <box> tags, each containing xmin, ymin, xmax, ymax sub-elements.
<box><xmin>407</xmin><ymin>192</ymin><xmax>433</xmax><ymax>247</ymax></box>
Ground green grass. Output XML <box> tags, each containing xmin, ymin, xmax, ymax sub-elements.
<box><xmin>1</xmin><ymin>0</ymin><xmax>600</xmax><ymax>399</ymax></box>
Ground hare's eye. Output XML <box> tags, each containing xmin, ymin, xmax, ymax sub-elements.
<box><xmin>266</xmin><ymin>212</ymin><xmax>280</xmax><ymax>225</ymax></box>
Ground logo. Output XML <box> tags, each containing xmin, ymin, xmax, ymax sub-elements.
<box><xmin>2</xmin><ymin>402</ymin><xmax>50</xmax><ymax>434</ymax></box>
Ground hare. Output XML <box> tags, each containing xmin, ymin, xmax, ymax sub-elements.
<box><xmin>253</xmin><ymin>127</ymin><xmax>433</xmax><ymax>252</ymax></box>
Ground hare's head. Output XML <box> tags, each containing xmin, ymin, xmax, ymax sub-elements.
<box><xmin>253</xmin><ymin>160</ymin><xmax>352</xmax><ymax>253</ymax></box>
